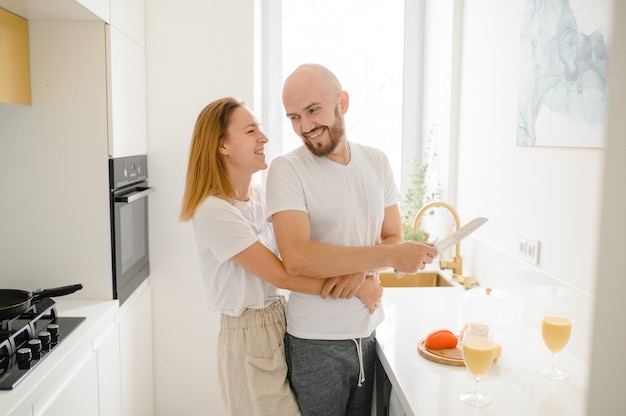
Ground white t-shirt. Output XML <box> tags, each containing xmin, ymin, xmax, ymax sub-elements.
<box><xmin>266</xmin><ymin>142</ymin><xmax>401</xmax><ymax>339</ymax></box>
<box><xmin>192</xmin><ymin>185</ymin><xmax>281</xmax><ymax>317</ymax></box>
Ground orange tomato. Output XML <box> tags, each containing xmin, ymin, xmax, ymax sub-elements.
<box><xmin>425</xmin><ymin>329</ymin><xmax>458</xmax><ymax>350</ymax></box>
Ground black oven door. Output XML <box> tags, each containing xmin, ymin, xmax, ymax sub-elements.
<box><xmin>111</xmin><ymin>183</ymin><xmax>154</xmax><ymax>304</ymax></box>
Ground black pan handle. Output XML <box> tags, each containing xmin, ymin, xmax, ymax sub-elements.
<box><xmin>32</xmin><ymin>284</ymin><xmax>83</xmax><ymax>299</ymax></box>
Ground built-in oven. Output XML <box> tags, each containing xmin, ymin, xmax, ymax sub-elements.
<box><xmin>109</xmin><ymin>155</ymin><xmax>154</xmax><ymax>304</ymax></box>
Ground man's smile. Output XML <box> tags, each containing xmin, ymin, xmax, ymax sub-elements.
<box><xmin>306</xmin><ymin>127</ymin><xmax>325</xmax><ymax>141</ymax></box>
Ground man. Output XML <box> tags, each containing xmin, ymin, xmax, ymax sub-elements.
<box><xmin>266</xmin><ymin>63</ymin><xmax>436</xmax><ymax>415</ymax></box>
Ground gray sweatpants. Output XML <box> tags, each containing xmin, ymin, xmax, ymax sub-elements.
<box><xmin>285</xmin><ymin>332</ymin><xmax>377</xmax><ymax>416</ymax></box>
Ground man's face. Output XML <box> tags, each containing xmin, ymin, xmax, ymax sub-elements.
<box><xmin>297</xmin><ymin>104</ymin><xmax>345</xmax><ymax>157</ymax></box>
<box><xmin>283</xmin><ymin>75</ymin><xmax>346</xmax><ymax>157</ymax></box>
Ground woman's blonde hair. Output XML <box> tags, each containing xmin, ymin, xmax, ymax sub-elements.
<box><xmin>179</xmin><ymin>97</ymin><xmax>243</xmax><ymax>222</ymax></box>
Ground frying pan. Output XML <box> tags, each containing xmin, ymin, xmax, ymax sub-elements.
<box><xmin>0</xmin><ymin>284</ymin><xmax>83</xmax><ymax>320</ymax></box>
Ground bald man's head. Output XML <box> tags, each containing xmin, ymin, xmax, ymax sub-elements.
<box><xmin>283</xmin><ymin>64</ymin><xmax>343</xmax><ymax>100</ymax></box>
<box><xmin>281</xmin><ymin>64</ymin><xmax>350</xmax><ymax>159</ymax></box>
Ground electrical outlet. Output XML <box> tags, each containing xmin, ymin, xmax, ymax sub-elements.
<box><xmin>519</xmin><ymin>235</ymin><xmax>540</xmax><ymax>265</ymax></box>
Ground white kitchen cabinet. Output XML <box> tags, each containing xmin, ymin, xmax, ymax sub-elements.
<box><xmin>77</xmin><ymin>0</ymin><xmax>110</xmax><ymax>22</ymax></box>
<box><xmin>36</xmin><ymin>331</ymin><xmax>122</xmax><ymax>416</ymax></box>
<box><xmin>0</xmin><ymin>301</ymin><xmax>120</xmax><ymax>416</ymax></box>
<box><xmin>0</xmin><ymin>0</ymin><xmax>108</xmax><ymax>21</ymax></box>
<box><xmin>117</xmin><ymin>281</ymin><xmax>154</xmax><ymax>416</ymax></box>
<box><xmin>94</xmin><ymin>325</ymin><xmax>123</xmax><ymax>416</ymax></box>
<box><xmin>388</xmin><ymin>388</ymin><xmax>407</xmax><ymax>416</ymax></box>
<box><xmin>32</xmin><ymin>303</ymin><xmax>121</xmax><ymax>416</ymax></box>
<box><xmin>38</xmin><ymin>353</ymin><xmax>100</xmax><ymax>416</ymax></box>
<box><xmin>2</xmin><ymin>289</ymin><xmax>154</xmax><ymax>416</ymax></box>
<box><xmin>111</xmin><ymin>0</ymin><xmax>144</xmax><ymax>46</ymax></box>
<box><xmin>106</xmin><ymin>0</ymin><xmax>147</xmax><ymax>158</ymax></box>
<box><xmin>107</xmin><ymin>24</ymin><xmax>147</xmax><ymax>157</ymax></box>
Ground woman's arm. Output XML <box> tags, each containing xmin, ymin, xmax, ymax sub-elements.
<box><xmin>232</xmin><ymin>241</ymin><xmax>382</xmax><ymax>312</ymax></box>
<box><xmin>232</xmin><ymin>240</ymin><xmax>325</xmax><ymax>295</ymax></box>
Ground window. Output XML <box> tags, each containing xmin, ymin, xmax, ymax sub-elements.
<box><xmin>259</xmin><ymin>1</ymin><xmax>456</xmax><ymax>197</ymax></box>
<box><xmin>280</xmin><ymin>0</ymin><xmax>404</xmax><ymax>173</ymax></box>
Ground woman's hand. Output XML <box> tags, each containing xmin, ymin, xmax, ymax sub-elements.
<box><xmin>321</xmin><ymin>272</ymin><xmax>367</xmax><ymax>299</ymax></box>
<box><xmin>320</xmin><ymin>272</ymin><xmax>383</xmax><ymax>314</ymax></box>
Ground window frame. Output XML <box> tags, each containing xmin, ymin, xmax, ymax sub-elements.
<box><xmin>256</xmin><ymin>0</ymin><xmax>460</xmax><ymax>199</ymax></box>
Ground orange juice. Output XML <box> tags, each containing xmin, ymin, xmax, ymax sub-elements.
<box><xmin>541</xmin><ymin>316</ymin><xmax>571</xmax><ymax>353</ymax></box>
<box><xmin>462</xmin><ymin>338</ymin><xmax>496</xmax><ymax>377</ymax></box>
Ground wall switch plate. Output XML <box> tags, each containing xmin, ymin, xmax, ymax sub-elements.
<box><xmin>519</xmin><ymin>235</ymin><xmax>540</xmax><ymax>265</ymax></box>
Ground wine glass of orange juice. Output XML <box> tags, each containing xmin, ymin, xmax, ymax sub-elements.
<box><xmin>460</xmin><ymin>327</ymin><xmax>497</xmax><ymax>407</ymax></box>
<box><xmin>540</xmin><ymin>316</ymin><xmax>572</xmax><ymax>380</ymax></box>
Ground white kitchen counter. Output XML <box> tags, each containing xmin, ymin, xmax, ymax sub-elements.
<box><xmin>0</xmin><ymin>298</ymin><xmax>118</xmax><ymax>416</ymax></box>
<box><xmin>376</xmin><ymin>287</ymin><xmax>589</xmax><ymax>415</ymax></box>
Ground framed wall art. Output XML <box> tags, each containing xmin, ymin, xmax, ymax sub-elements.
<box><xmin>517</xmin><ymin>0</ymin><xmax>612</xmax><ymax>147</ymax></box>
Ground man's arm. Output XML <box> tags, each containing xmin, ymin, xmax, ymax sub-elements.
<box><xmin>379</xmin><ymin>204</ymin><xmax>404</xmax><ymax>245</ymax></box>
<box><xmin>232</xmin><ymin>241</ymin><xmax>383</xmax><ymax>311</ymax></box>
<box><xmin>319</xmin><ymin>204</ymin><xmax>405</xmax><ymax>297</ymax></box>
<box><xmin>272</xmin><ymin>208</ymin><xmax>437</xmax><ymax>278</ymax></box>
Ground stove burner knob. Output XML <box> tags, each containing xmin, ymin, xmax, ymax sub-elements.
<box><xmin>47</xmin><ymin>324</ymin><xmax>60</xmax><ymax>343</ymax></box>
<box><xmin>17</xmin><ymin>347</ymin><xmax>33</xmax><ymax>369</ymax></box>
<box><xmin>28</xmin><ymin>338</ymin><xmax>43</xmax><ymax>360</ymax></box>
<box><xmin>38</xmin><ymin>331</ymin><xmax>52</xmax><ymax>350</ymax></box>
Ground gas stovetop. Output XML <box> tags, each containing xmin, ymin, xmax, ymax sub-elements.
<box><xmin>0</xmin><ymin>297</ymin><xmax>84</xmax><ymax>390</ymax></box>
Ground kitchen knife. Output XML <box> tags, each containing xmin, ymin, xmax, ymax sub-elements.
<box><xmin>395</xmin><ymin>217</ymin><xmax>489</xmax><ymax>277</ymax></box>
<box><xmin>433</xmin><ymin>217</ymin><xmax>488</xmax><ymax>252</ymax></box>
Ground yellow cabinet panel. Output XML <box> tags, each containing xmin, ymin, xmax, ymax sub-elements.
<box><xmin>0</xmin><ymin>8</ymin><xmax>31</xmax><ymax>105</ymax></box>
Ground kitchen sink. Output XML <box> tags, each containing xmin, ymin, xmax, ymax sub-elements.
<box><xmin>378</xmin><ymin>271</ymin><xmax>454</xmax><ymax>288</ymax></box>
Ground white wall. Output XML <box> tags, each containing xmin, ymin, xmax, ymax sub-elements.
<box><xmin>145</xmin><ymin>0</ymin><xmax>255</xmax><ymax>414</ymax></box>
<box><xmin>455</xmin><ymin>0</ymin><xmax>604</xmax><ymax>295</ymax></box>
<box><xmin>0</xmin><ymin>21</ymin><xmax>112</xmax><ymax>300</ymax></box>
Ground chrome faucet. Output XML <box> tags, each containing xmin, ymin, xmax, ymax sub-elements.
<box><xmin>413</xmin><ymin>201</ymin><xmax>464</xmax><ymax>277</ymax></box>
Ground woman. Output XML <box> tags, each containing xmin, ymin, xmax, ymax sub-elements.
<box><xmin>179</xmin><ymin>97</ymin><xmax>382</xmax><ymax>416</ymax></box>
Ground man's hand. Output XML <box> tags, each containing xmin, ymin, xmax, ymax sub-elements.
<box><xmin>392</xmin><ymin>241</ymin><xmax>438</xmax><ymax>274</ymax></box>
<box><xmin>321</xmin><ymin>272</ymin><xmax>367</xmax><ymax>299</ymax></box>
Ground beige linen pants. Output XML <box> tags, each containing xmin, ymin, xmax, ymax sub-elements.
<box><xmin>218</xmin><ymin>298</ymin><xmax>301</xmax><ymax>416</ymax></box>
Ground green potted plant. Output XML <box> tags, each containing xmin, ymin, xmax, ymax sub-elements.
<box><xmin>399</xmin><ymin>160</ymin><xmax>441</xmax><ymax>241</ymax></box>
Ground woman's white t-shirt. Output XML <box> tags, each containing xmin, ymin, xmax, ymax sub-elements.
<box><xmin>192</xmin><ymin>185</ymin><xmax>281</xmax><ymax>317</ymax></box>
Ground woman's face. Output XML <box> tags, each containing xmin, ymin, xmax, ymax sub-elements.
<box><xmin>220</xmin><ymin>106</ymin><xmax>269</xmax><ymax>176</ymax></box>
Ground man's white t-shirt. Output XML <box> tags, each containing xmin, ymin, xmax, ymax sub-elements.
<box><xmin>266</xmin><ymin>142</ymin><xmax>401</xmax><ymax>340</ymax></box>
<box><xmin>193</xmin><ymin>185</ymin><xmax>281</xmax><ymax>317</ymax></box>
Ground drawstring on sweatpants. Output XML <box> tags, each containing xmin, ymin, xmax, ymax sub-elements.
<box><xmin>352</xmin><ymin>338</ymin><xmax>366</xmax><ymax>387</ymax></box>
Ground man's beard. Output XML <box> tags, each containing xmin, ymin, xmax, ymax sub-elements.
<box><xmin>303</xmin><ymin>106</ymin><xmax>345</xmax><ymax>157</ymax></box>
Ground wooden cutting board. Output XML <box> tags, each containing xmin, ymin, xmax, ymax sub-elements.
<box><xmin>417</xmin><ymin>338</ymin><xmax>465</xmax><ymax>367</ymax></box>
<box><xmin>417</xmin><ymin>338</ymin><xmax>501</xmax><ymax>367</ymax></box>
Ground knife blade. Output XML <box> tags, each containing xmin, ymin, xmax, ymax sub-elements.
<box><xmin>394</xmin><ymin>217</ymin><xmax>489</xmax><ymax>278</ymax></box>
<box><xmin>433</xmin><ymin>217</ymin><xmax>488</xmax><ymax>252</ymax></box>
